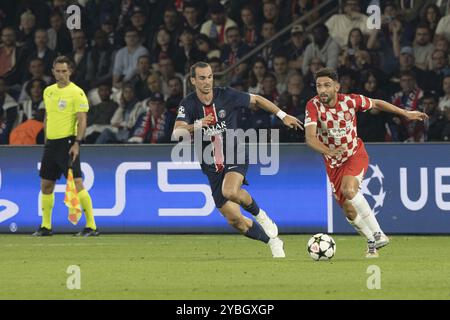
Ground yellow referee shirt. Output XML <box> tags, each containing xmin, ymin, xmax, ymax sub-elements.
<box><xmin>43</xmin><ymin>82</ymin><xmax>89</xmax><ymax>140</ymax></box>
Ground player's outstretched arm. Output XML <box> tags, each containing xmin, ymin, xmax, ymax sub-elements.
<box><xmin>250</xmin><ymin>94</ymin><xmax>304</xmax><ymax>130</ymax></box>
<box><xmin>372</xmin><ymin>99</ymin><xmax>429</xmax><ymax>121</ymax></box>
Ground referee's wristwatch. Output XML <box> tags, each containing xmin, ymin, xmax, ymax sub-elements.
<box><xmin>74</xmin><ymin>139</ymin><xmax>82</xmax><ymax>145</ymax></box>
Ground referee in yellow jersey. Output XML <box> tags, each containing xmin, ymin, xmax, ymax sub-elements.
<box><xmin>32</xmin><ymin>56</ymin><xmax>98</xmax><ymax>237</ymax></box>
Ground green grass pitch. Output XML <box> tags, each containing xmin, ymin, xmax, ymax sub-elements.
<box><xmin>1</xmin><ymin>234</ymin><xmax>449</xmax><ymax>300</ymax></box>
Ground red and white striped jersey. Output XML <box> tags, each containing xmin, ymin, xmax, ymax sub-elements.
<box><xmin>305</xmin><ymin>93</ymin><xmax>373</xmax><ymax>168</ymax></box>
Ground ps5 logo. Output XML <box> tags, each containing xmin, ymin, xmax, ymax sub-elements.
<box><xmin>0</xmin><ymin>168</ymin><xmax>19</xmax><ymax>223</ymax></box>
<box><xmin>38</xmin><ymin>162</ymin><xmax>152</xmax><ymax>217</ymax></box>
<box><xmin>37</xmin><ymin>161</ymin><xmax>214</xmax><ymax>217</ymax></box>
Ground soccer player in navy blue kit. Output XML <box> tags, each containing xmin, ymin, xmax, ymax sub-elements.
<box><xmin>172</xmin><ymin>62</ymin><xmax>303</xmax><ymax>258</ymax></box>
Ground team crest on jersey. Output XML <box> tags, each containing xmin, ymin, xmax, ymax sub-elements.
<box><xmin>58</xmin><ymin>99</ymin><xmax>67</xmax><ymax>110</ymax></box>
<box><xmin>178</xmin><ymin>106</ymin><xmax>186</xmax><ymax>118</ymax></box>
<box><xmin>218</xmin><ymin>109</ymin><xmax>226</xmax><ymax>119</ymax></box>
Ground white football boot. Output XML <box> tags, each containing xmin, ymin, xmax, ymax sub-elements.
<box><xmin>255</xmin><ymin>209</ymin><xmax>278</xmax><ymax>239</ymax></box>
<box><xmin>374</xmin><ymin>232</ymin><xmax>390</xmax><ymax>249</ymax></box>
<box><xmin>268</xmin><ymin>237</ymin><xmax>285</xmax><ymax>258</ymax></box>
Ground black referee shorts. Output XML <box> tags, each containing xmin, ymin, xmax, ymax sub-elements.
<box><xmin>39</xmin><ymin>136</ymin><xmax>82</xmax><ymax>181</ymax></box>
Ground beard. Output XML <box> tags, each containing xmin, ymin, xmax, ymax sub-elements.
<box><xmin>320</xmin><ymin>94</ymin><xmax>331</xmax><ymax>104</ymax></box>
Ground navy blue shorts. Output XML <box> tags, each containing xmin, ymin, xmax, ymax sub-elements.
<box><xmin>203</xmin><ymin>164</ymin><xmax>249</xmax><ymax>209</ymax></box>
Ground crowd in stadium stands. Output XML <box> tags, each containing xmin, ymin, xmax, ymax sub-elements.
<box><xmin>1</xmin><ymin>0</ymin><xmax>450</xmax><ymax>145</ymax></box>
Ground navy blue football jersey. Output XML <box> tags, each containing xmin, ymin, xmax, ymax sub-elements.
<box><xmin>176</xmin><ymin>87</ymin><xmax>251</xmax><ymax>173</ymax></box>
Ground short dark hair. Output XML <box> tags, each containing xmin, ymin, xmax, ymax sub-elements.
<box><xmin>190</xmin><ymin>61</ymin><xmax>210</xmax><ymax>77</ymax></box>
<box><xmin>315</xmin><ymin>67</ymin><xmax>339</xmax><ymax>82</ymax></box>
<box><xmin>399</xmin><ymin>70</ymin><xmax>416</xmax><ymax>79</ymax></box>
<box><xmin>53</xmin><ymin>56</ymin><xmax>74</xmax><ymax>69</ymax></box>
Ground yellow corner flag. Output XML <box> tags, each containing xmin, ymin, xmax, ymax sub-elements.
<box><xmin>64</xmin><ymin>167</ymin><xmax>82</xmax><ymax>225</ymax></box>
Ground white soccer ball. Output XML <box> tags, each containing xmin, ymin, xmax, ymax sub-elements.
<box><xmin>307</xmin><ymin>233</ymin><xmax>336</xmax><ymax>261</ymax></box>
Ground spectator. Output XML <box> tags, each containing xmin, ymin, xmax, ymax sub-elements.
<box><xmin>112</xmin><ymin>27</ymin><xmax>149</xmax><ymax>89</ymax></box>
<box><xmin>325</xmin><ymin>0</ymin><xmax>369</xmax><ymax>48</ymax></box>
<box><xmin>173</xmin><ymin>27</ymin><xmax>206</xmax><ymax>75</ymax></box>
<box><xmin>85</xmin><ymin>29</ymin><xmax>116</xmax><ymax>89</ymax></box>
<box><xmin>47</xmin><ymin>10</ymin><xmax>72</xmax><ymax>55</ymax></box>
<box><xmin>67</xmin><ymin>30</ymin><xmax>90</xmax><ymax>90</ymax></box>
<box><xmin>357</xmin><ymin>70</ymin><xmax>389</xmax><ymax>142</ymax></box>
<box><xmin>435</xmin><ymin>37</ymin><xmax>449</xmax><ymax>60</ymax></box>
<box><xmin>158</xmin><ymin>57</ymin><xmax>184</xmax><ymax>98</ymax></box>
<box><xmin>85</xmin><ymin>82</ymin><xmax>119</xmax><ymax>143</ymax></box>
<box><xmin>388</xmin><ymin>46</ymin><xmax>428</xmax><ymax>94</ymax></box>
<box><xmin>260</xmin><ymin>72</ymin><xmax>279</xmax><ymax>104</ymax></box>
<box><xmin>183</xmin><ymin>3</ymin><xmax>202</xmax><ymax>32</ymax></box>
<box><xmin>287</xmin><ymin>24</ymin><xmax>308</xmax><ymax>72</ymax></box>
<box><xmin>249</xmin><ymin>73</ymin><xmax>275</xmax><ymax>138</ymax></box>
<box><xmin>9</xmin><ymin>108</ymin><xmax>45</xmax><ymax>145</ymax></box>
<box><xmin>0</xmin><ymin>26</ymin><xmax>29</xmax><ymax>86</ymax></box>
<box><xmin>99</xmin><ymin>15</ymin><xmax>119</xmax><ymax>49</ymax></box>
<box><xmin>126</xmin><ymin>6</ymin><xmax>153</xmax><ymax>50</ymax></box>
<box><xmin>390</xmin><ymin>70</ymin><xmax>425</xmax><ymax>142</ymax></box>
<box><xmin>129</xmin><ymin>55</ymin><xmax>151</xmax><ymax>101</ymax></box>
<box><xmin>17</xmin><ymin>10</ymin><xmax>36</xmax><ymax>49</ymax></box>
<box><xmin>262</xmin><ymin>0</ymin><xmax>283</xmax><ymax>31</ymax></box>
<box><xmin>439</xmin><ymin>75</ymin><xmax>450</xmax><ymax>111</ymax></box>
<box><xmin>428</xmin><ymin>49</ymin><xmax>450</xmax><ymax>95</ymax></box>
<box><xmin>248</xmin><ymin>58</ymin><xmax>267</xmax><ymax>94</ymax></box>
<box><xmin>195</xmin><ymin>33</ymin><xmax>220</xmax><ymax>59</ymax></box>
<box><xmin>435</xmin><ymin>11</ymin><xmax>450</xmax><ymax>42</ymax></box>
<box><xmin>129</xmin><ymin>92</ymin><xmax>175</xmax><ymax>143</ymax></box>
<box><xmin>165</xmin><ymin>77</ymin><xmax>183</xmax><ymax>115</ymax></box>
<box><xmin>413</xmin><ymin>23</ymin><xmax>434</xmax><ymax>70</ymax></box>
<box><xmin>302</xmin><ymin>24</ymin><xmax>340</xmax><ymax>75</ymax></box>
<box><xmin>14</xmin><ymin>0</ymin><xmax>50</xmax><ymax>30</ymax></box>
<box><xmin>277</xmin><ymin>72</ymin><xmax>312</xmax><ymax>142</ymax></box>
<box><xmin>26</xmin><ymin>28</ymin><xmax>57</xmax><ymax>75</ymax></box>
<box><xmin>0</xmin><ymin>77</ymin><xmax>18</xmax><ymax>144</ymax></box>
<box><xmin>367</xmin><ymin>17</ymin><xmax>404</xmax><ymax>74</ymax></box>
<box><xmin>257</xmin><ymin>21</ymin><xmax>281</xmax><ymax>70</ymax></box>
<box><xmin>272</xmin><ymin>53</ymin><xmax>289</xmax><ymax>94</ymax></box>
<box><xmin>420</xmin><ymin>4</ymin><xmax>441</xmax><ymax>36</ymax></box>
<box><xmin>240</xmin><ymin>5</ymin><xmax>260</xmax><ymax>48</ymax></box>
<box><xmin>200</xmin><ymin>2</ymin><xmax>237</xmax><ymax>47</ymax></box>
<box><xmin>304</xmin><ymin>57</ymin><xmax>325</xmax><ymax>92</ymax></box>
<box><xmin>114</xmin><ymin>0</ymin><xmax>148</xmax><ymax>32</ymax></box>
<box><xmin>18</xmin><ymin>78</ymin><xmax>46</xmax><ymax>123</ymax></box>
<box><xmin>150</xmin><ymin>27</ymin><xmax>175</xmax><ymax>71</ymax></box>
<box><xmin>84</xmin><ymin>0</ymin><xmax>115</xmax><ymax>39</ymax></box>
<box><xmin>420</xmin><ymin>92</ymin><xmax>447</xmax><ymax>141</ymax></box>
<box><xmin>140</xmin><ymin>72</ymin><xmax>163</xmax><ymax>101</ymax></box>
<box><xmin>338</xmin><ymin>68</ymin><xmax>357</xmax><ymax>94</ymax></box>
<box><xmin>160</xmin><ymin>6</ymin><xmax>183</xmax><ymax>48</ymax></box>
<box><xmin>96</xmin><ymin>82</ymin><xmax>145</xmax><ymax>144</ymax></box>
<box><xmin>18</xmin><ymin>58</ymin><xmax>51</xmax><ymax>103</ymax></box>
<box><xmin>398</xmin><ymin>0</ymin><xmax>428</xmax><ymax>22</ymax></box>
<box><xmin>345</xmin><ymin>28</ymin><xmax>367</xmax><ymax>52</ymax></box>
<box><xmin>221</xmin><ymin>27</ymin><xmax>251</xmax><ymax>72</ymax></box>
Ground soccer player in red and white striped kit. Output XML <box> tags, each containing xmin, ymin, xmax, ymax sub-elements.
<box><xmin>305</xmin><ymin>68</ymin><xmax>428</xmax><ymax>258</ymax></box>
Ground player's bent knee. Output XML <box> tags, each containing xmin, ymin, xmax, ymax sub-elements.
<box><xmin>227</xmin><ymin>217</ymin><xmax>245</xmax><ymax>231</ymax></box>
<box><xmin>222</xmin><ymin>188</ymin><xmax>239</xmax><ymax>203</ymax></box>
<box><xmin>341</xmin><ymin>187</ymin><xmax>357</xmax><ymax>201</ymax></box>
